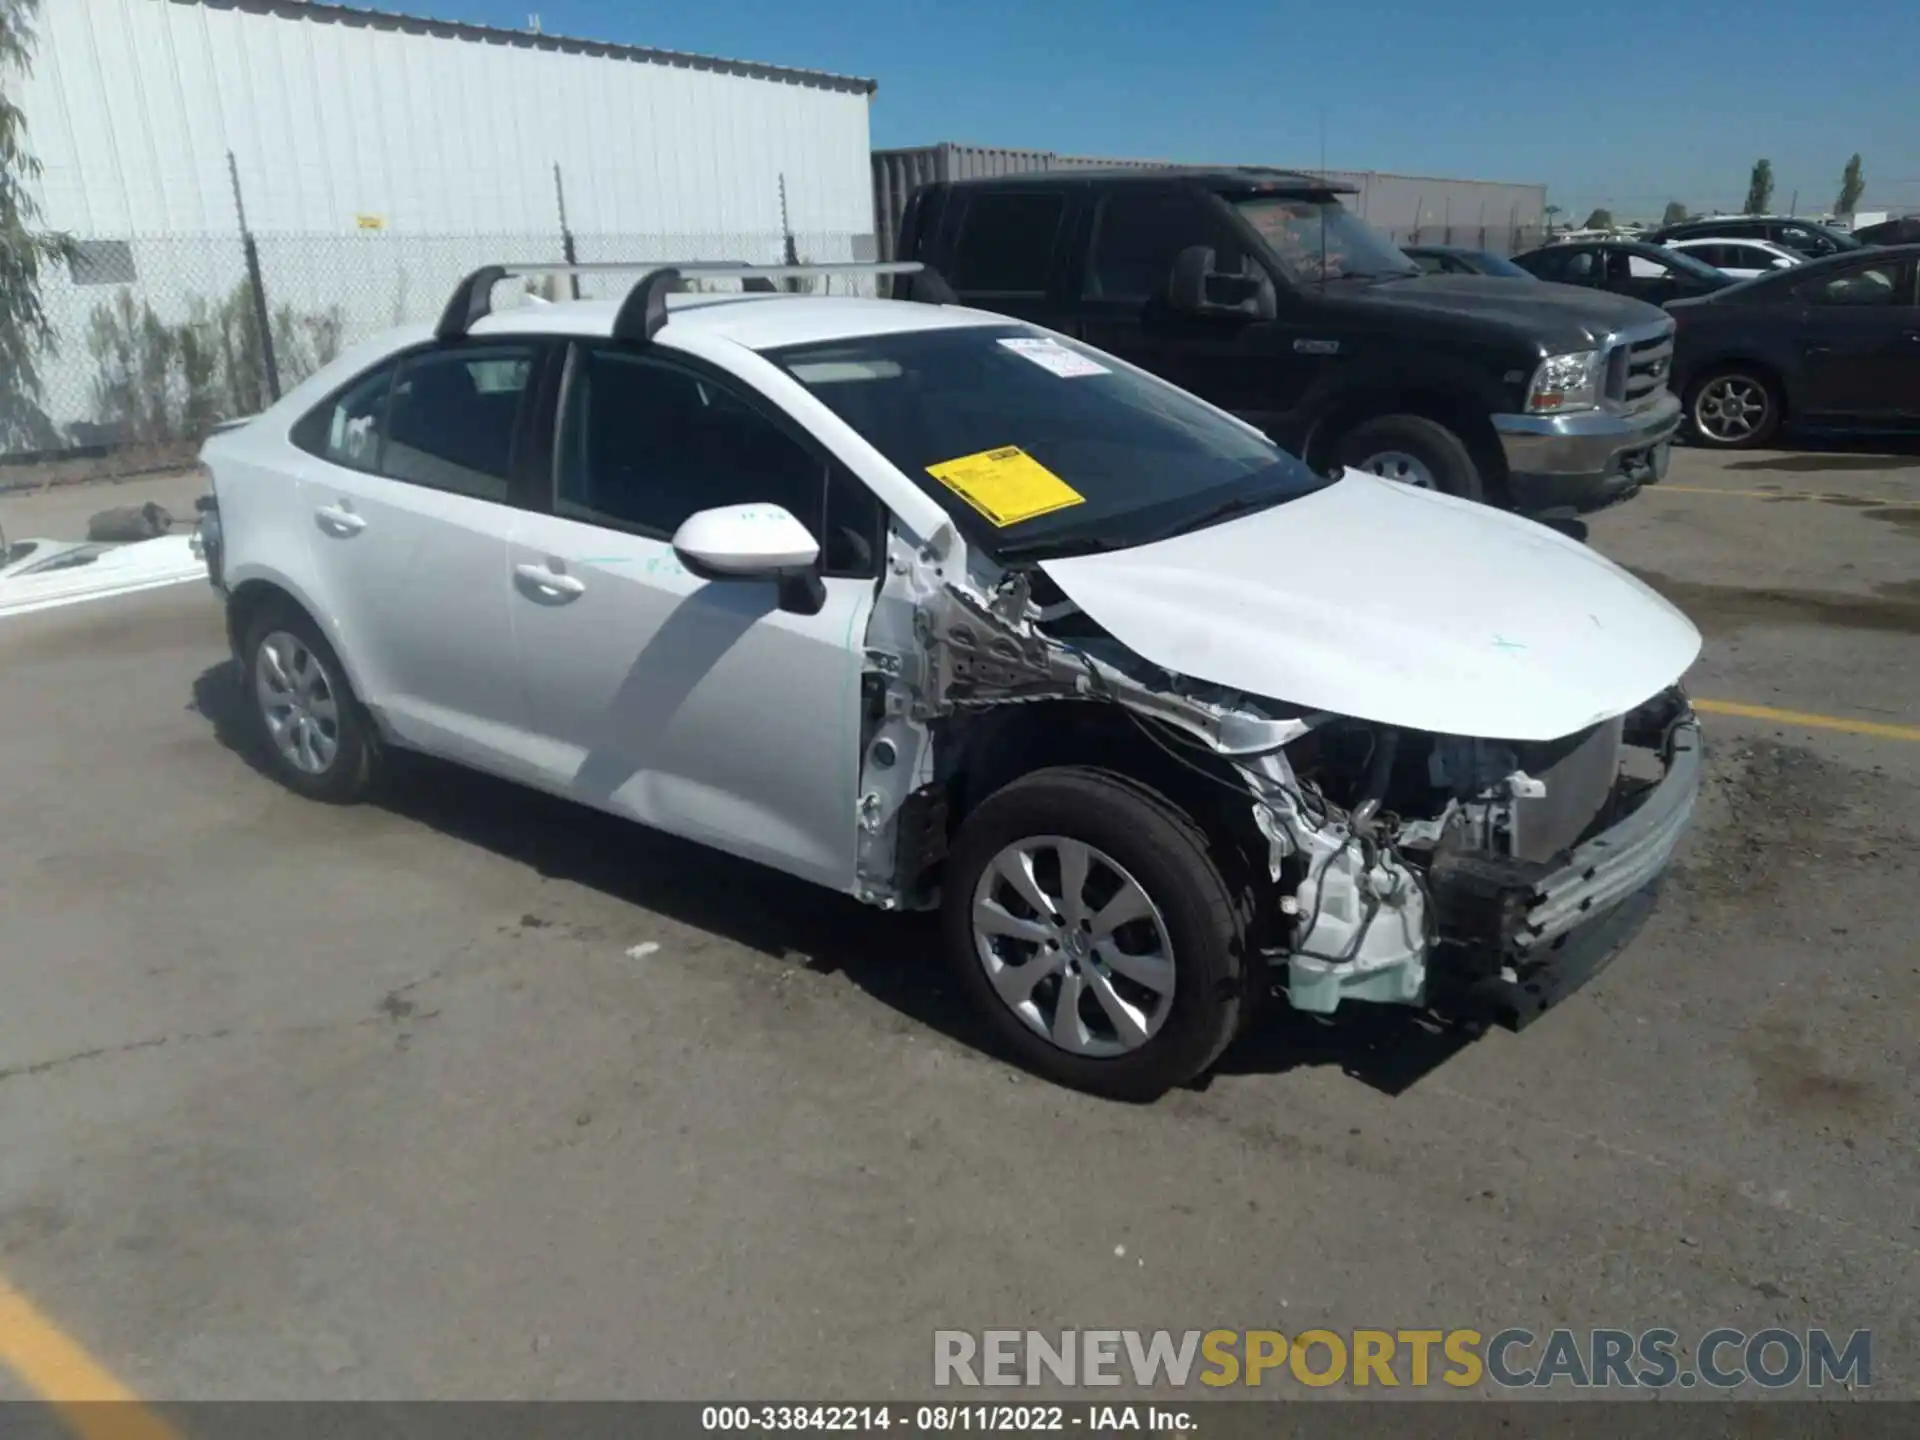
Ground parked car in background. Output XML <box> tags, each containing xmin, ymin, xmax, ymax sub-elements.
<box><xmin>1511</xmin><ymin>239</ymin><xmax>1733</xmax><ymax>307</ymax></box>
<box><xmin>1403</xmin><ymin>245</ymin><xmax>1537</xmax><ymax>279</ymax></box>
<box><xmin>897</xmin><ymin>168</ymin><xmax>1680</xmax><ymax>514</ymax></box>
<box><xmin>1851</xmin><ymin>216</ymin><xmax>1920</xmax><ymax>246</ymax></box>
<box><xmin>1667</xmin><ymin>243</ymin><xmax>1920</xmax><ymax>448</ymax></box>
<box><xmin>1645</xmin><ymin>215</ymin><xmax>1863</xmax><ymax>260</ymax></box>
<box><xmin>1663</xmin><ymin>237</ymin><xmax>1803</xmax><ymax>279</ymax></box>
<box><xmin>196</xmin><ymin>260</ymin><xmax>1704</xmax><ymax>1099</ymax></box>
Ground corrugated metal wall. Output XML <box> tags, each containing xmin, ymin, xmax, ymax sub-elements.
<box><xmin>872</xmin><ymin>144</ymin><xmax>1547</xmax><ymax>259</ymax></box>
<box><xmin>21</xmin><ymin>0</ymin><xmax>877</xmax><ymax>239</ymax></box>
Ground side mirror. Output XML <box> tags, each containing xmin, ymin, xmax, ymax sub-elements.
<box><xmin>1168</xmin><ymin>246</ymin><xmax>1276</xmax><ymax>321</ymax></box>
<box><xmin>671</xmin><ymin>503</ymin><xmax>826</xmax><ymax>614</ymax></box>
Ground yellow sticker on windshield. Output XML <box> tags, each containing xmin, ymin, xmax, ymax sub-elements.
<box><xmin>925</xmin><ymin>446</ymin><xmax>1085</xmax><ymax>528</ymax></box>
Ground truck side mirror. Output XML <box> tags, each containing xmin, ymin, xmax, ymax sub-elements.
<box><xmin>1168</xmin><ymin>246</ymin><xmax>1276</xmax><ymax>321</ymax></box>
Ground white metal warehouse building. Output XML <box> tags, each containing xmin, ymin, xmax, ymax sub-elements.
<box><xmin>11</xmin><ymin>0</ymin><xmax>878</xmax><ymax>452</ymax></box>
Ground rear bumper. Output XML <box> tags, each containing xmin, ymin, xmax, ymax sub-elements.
<box><xmin>1492</xmin><ymin>391</ymin><xmax>1683</xmax><ymax>513</ymax></box>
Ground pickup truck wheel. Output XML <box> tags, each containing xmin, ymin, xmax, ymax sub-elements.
<box><xmin>1334</xmin><ymin>415</ymin><xmax>1485</xmax><ymax>502</ymax></box>
<box><xmin>240</xmin><ymin>605</ymin><xmax>375</xmax><ymax>804</ymax></box>
<box><xmin>1686</xmin><ymin>368</ymin><xmax>1780</xmax><ymax>448</ymax></box>
<box><xmin>942</xmin><ymin>767</ymin><xmax>1253</xmax><ymax>1101</ymax></box>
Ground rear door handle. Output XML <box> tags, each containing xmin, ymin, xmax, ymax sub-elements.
<box><xmin>314</xmin><ymin>503</ymin><xmax>366</xmax><ymax>536</ymax></box>
<box><xmin>514</xmin><ymin>561</ymin><xmax>586</xmax><ymax>603</ymax></box>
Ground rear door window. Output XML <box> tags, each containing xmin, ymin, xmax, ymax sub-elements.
<box><xmin>949</xmin><ymin>191</ymin><xmax>1067</xmax><ymax>295</ymax></box>
<box><xmin>380</xmin><ymin>346</ymin><xmax>540</xmax><ymax>503</ymax></box>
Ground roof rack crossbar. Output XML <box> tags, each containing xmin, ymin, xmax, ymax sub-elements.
<box><xmin>436</xmin><ymin>260</ymin><xmax>942</xmax><ymax>341</ymax></box>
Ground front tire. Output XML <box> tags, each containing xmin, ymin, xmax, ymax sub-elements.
<box><xmin>1333</xmin><ymin>414</ymin><xmax>1486</xmax><ymax>502</ymax></box>
<box><xmin>240</xmin><ymin>604</ymin><xmax>374</xmax><ymax>804</ymax></box>
<box><xmin>941</xmin><ymin>767</ymin><xmax>1254</xmax><ymax>1101</ymax></box>
<box><xmin>1686</xmin><ymin>368</ymin><xmax>1780</xmax><ymax>448</ymax></box>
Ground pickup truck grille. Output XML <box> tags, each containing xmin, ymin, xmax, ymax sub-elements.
<box><xmin>1604</xmin><ymin>326</ymin><xmax>1675</xmax><ymax>407</ymax></box>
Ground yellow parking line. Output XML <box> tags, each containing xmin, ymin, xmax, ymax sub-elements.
<box><xmin>1660</xmin><ymin>485</ymin><xmax>1896</xmax><ymax>501</ymax></box>
<box><xmin>1696</xmin><ymin>698</ymin><xmax>1920</xmax><ymax>743</ymax></box>
<box><xmin>0</xmin><ymin>1275</ymin><xmax>178</xmax><ymax>1440</ymax></box>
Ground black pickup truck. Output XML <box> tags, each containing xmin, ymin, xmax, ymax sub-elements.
<box><xmin>895</xmin><ymin>167</ymin><xmax>1683</xmax><ymax>513</ymax></box>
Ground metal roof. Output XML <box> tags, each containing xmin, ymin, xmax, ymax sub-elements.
<box><xmin>188</xmin><ymin>0</ymin><xmax>879</xmax><ymax>95</ymax></box>
<box><xmin>938</xmin><ymin>165</ymin><xmax>1358</xmax><ymax>193</ymax></box>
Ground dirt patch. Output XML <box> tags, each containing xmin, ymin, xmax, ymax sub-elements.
<box><xmin>1670</xmin><ymin>740</ymin><xmax>1907</xmax><ymax>907</ymax></box>
<box><xmin>1740</xmin><ymin>1019</ymin><xmax>1877</xmax><ymax>1120</ymax></box>
<box><xmin>1866</xmin><ymin>506</ymin><xmax>1920</xmax><ymax>535</ymax></box>
<box><xmin>1629</xmin><ymin>568</ymin><xmax>1920</xmax><ymax>637</ymax></box>
<box><xmin>0</xmin><ymin>441</ymin><xmax>201</xmax><ymax>493</ymax></box>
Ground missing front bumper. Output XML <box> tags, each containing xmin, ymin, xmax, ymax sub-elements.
<box><xmin>1429</xmin><ymin>706</ymin><xmax>1702</xmax><ymax>1025</ymax></box>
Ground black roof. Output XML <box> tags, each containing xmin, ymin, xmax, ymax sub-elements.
<box><xmin>1402</xmin><ymin>244</ymin><xmax>1489</xmax><ymax>257</ymax></box>
<box><xmin>940</xmin><ymin>166</ymin><xmax>1358</xmax><ymax>195</ymax></box>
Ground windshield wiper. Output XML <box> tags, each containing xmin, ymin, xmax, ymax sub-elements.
<box><xmin>1140</xmin><ymin>491</ymin><xmax>1287</xmax><ymax>544</ymax></box>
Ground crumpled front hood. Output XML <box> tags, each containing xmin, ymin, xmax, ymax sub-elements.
<box><xmin>1038</xmin><ymin>472</ymin><xmax>1701</xmax><ymax>742</ymax></box>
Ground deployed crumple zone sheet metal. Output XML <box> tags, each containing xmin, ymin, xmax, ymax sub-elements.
<box><xmin>0</xmin><ymin>535</ymin><xmax>204</xmax><ymax>620</ymax></box>
<box><xmin>1038</xmin><ymin>470</ymin><xmax>1703</xmax><ymax>742</ymax></box>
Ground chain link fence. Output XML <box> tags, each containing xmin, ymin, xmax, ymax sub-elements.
<box><xmin>1377</xmin><ymin>223</ymin><xmax>1546</xmax><ymax>255</ymax></box>
<box><xmin>4</xmin><ymin>217</ymin><xmax>1542</xmax><ymax>483</ymax></box>
<box><xmin>2</xmin><ymin>227</ymin><xmax>877</xmax><ymax>481</ymax></box>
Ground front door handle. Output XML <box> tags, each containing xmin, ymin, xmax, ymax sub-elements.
<box><xmin>314</xmin><ymin>503</ymin><xmax>366</xmax><ymax>537</ymax></box>
<box><xmin>514</xmin><ymin>561</ymin><xmax>586</xmax><ymax>603</ymax></box>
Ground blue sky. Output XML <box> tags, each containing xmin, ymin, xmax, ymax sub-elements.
<box><xmin>447</xmin><ymin>0</ymin><xmax>1915</xmax><ymax>219</ymax></box>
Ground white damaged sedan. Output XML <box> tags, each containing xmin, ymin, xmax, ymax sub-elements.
<box><xmin>198</xmin><ymin>261</ymin><xmax>1702</xmax><ymax>1099</ymax></box>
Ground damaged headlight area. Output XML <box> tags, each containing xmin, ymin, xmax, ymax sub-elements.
<box><xmin>1231</xmin><ymin>686</ymin><xmax>1699</xmax><ymax>1024</ymax></box>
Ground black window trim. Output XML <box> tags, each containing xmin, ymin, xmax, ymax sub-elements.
<box><xmin>291</xmin><ymin>336</ymin><xmax>555</xmax><ymax>507</ymax></box>
<box><xmin>548</xmin><ymin>338</ymin><xmax>887</xmax><ymax>580</ymax></box>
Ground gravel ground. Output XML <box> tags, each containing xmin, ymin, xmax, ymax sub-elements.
<box><xmin>0</xmin><ymin>445</ymin><xmax>1914</xmax><ymax>1406</ymax></box>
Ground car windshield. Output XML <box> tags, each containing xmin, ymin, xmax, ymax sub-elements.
<box><xmin>766</xmin><ymin>324</ymin><xmax>1332</xmax><ymax>559</ymax></box>
<box><xmin>1651</xmin><ymin>246</ymin><xmax>1731</xmax><ymax>283</ymax></box>
<box><xmin>1231</xmin><ymin>195</ymin><xmax>1418</xmax><ymax>283</ymax></box>
<box><xmin>1472</xmin><ymin>252</ymin><xmax>1535</xmax><ymax>279</ymax></box>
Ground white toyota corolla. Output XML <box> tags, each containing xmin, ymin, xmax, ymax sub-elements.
<box><xmin>197</xmin><ymin>261</ymin><xmax>1703</xmax><ymax>1099</ymax></box>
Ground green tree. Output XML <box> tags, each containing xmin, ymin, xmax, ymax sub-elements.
<box><xmin>1835</xmin><ymin>154</ymin><xmax>1865</xmax><ymax>215</ymax></box>
<box><xmin>1583</xmin><ymin>207</ymin><xmax>1613</xmax><ymax>230</ymax></box>
<box><xmin>1744</xmin><ymin>159</ymin><xmax>1775</xmax><ymax>216</ymax></box>
<box><xmin>1661</xmin><ymin>200</ymin><xmax>1690</xmax><ymax>226</ymax></box>
<box><xmin>0</xmin><ymin>0</ymin><xmax>75</xmax><ymax>451</ymax></box>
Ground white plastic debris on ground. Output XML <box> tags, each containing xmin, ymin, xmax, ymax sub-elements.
<box><xmin>0</xmin><ymin>535</ymin><xmax>204</xmax><ymax>620</ymax></box>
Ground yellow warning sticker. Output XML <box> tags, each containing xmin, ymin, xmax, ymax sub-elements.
<box><xmin>925</xmin><ymin>446</ymin><xmax>1085</xmax><ymax>527</ymax></box>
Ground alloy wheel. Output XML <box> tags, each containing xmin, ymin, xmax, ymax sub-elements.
<box><xmin>969</xmin><ymin>836</ymin><xmax>1176</xmax><ymax>1057</ymax></box>
<box><xmin>254</xmin><ymin>630</ymin><xmax>341</xmax><ymax>775</ymax></box>
<box><xmin>1694</xmin><ymin>375</ymin><xmax>1770</xmax><ymax>444</ymax></box>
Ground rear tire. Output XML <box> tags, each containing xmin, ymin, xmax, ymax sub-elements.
<box><xmin>941</xmin><ymin>767</ymin><xmax>1254</xmax><ymax>1101</ymax></box>
<box><xmin>1685</xmin><ymin>367</ymin><xmax>1780</xmax><ymax>449</ymax></box>
<box><xmin>240</xmin><ymin>604</ymin><xmax>375</xmax><ymax>804</ymax></box>
<box><xmin>1333</xmin><ymin>413</ymin><xmax>1486</xmax><ymax>502</ymax></box>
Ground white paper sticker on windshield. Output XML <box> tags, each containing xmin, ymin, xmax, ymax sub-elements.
<box><xmin>997</xmin><ymin>336</ymin><xmax>1111</xmax><ymax>378</ymax></box>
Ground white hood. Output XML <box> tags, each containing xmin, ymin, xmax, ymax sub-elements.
<box><xmin>1038</xmin><ymin>471</ymin><xmax>1701</xmax><ymax>742</ymax></box>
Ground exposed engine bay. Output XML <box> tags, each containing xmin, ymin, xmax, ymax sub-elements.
<box><xmin>853</xmin><ymin>527</ymin><xmax>1699</xmax><ymax>1021</ymax></box>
